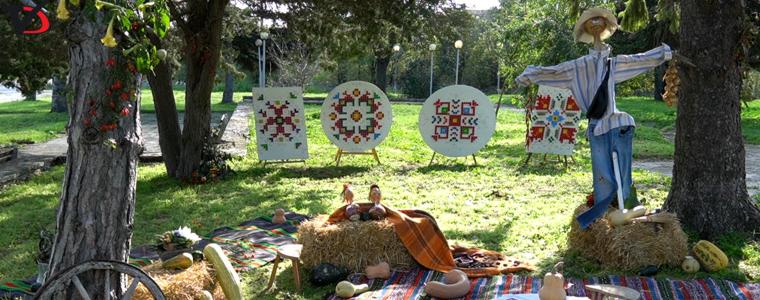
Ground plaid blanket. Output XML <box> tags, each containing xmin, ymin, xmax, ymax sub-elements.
<box><xmin>327</xmin><ymin>269</ymin><xmax>760</xmax><ymax>300</ymax></box>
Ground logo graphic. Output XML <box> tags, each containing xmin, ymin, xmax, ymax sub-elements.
<box><xmin>4</xmin><ymin>0</ymin><xmax>50</xmax><ymax>35</ymax></box>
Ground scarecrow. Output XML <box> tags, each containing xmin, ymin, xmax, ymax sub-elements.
<box><xmin>516</xmin><ymin>8</ymin><xmax>672</xmax><ymax>229</ymax></box>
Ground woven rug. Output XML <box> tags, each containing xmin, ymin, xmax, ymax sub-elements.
<box><xmin>326</xmin><ymin>268</ymin><xmax>760</xmax><ymax>300</ymax></box>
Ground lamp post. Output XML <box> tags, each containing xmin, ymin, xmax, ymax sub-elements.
<box><xmin>392</xmin><ymin>44</ymin><xmax>400</xmax><ymax>94</ymax></box>
<box><xmin>260</xmin><ymin>31</ymin><xmax>270</xmax><ymax>87</ymax></box>
<box><xmin>454</xmin><ymin>40</ymin><xmax>463</xmax><ymax>84</ymax></box>
<box><xmin>255</xmin><ymin>39</ymin><xmax>263</xmax><ymax>88</ymax></box>
<box><xmin>428</xmin><ymin>43</ymin><xmax>437</xmax><ymax>96</ymax></box>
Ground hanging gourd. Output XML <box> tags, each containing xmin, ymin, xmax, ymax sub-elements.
<box><xmin>663</xmin><ymin>60</ymin><xmax>680</xmax><ymax>107</ymax></box>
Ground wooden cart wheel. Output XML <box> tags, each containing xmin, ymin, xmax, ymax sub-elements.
<box><xmin>33</xmin><ymin>260</ymin><xmax>165</xmax><ymax>300</ymax></box>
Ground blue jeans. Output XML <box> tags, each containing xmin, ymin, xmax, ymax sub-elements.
<box><xmin>576</xmin><ymin>122</ymin><xmax>634</xmax><ymax>229</ymax></box>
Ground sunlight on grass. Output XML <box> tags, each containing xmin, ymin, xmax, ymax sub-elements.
<box><xmin>0</xmin><ymin>102</ymin><xmax>758</xmax><ymax>298</ymax></box>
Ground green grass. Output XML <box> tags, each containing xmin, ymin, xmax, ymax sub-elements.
<box><xmin>0</xmin><ymin>98</ymin><xmax>67</xmax><ymax>145</ymax></box>
<box><xmin>1</xmin><ymin>104</ymin><xmax>759</xmax><ymax>299</ymax></box>
<box><xmin>0</xmin><ymin>90</ymin><xmax>238</xmax><ymax>145</ymax></box>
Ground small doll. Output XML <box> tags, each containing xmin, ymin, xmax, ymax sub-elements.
<box><xmin>272</xmin><ymin>208</ymin><xmax>286</xmax><ymax>224</ymax></box>
<box><xmin>368</xmin><ymin>184</ymin><xmax>386</xmax><ymax>220</ymax></box>
<box><xmin>342</xmin><ymin>183</ymin><xmax>360</xmax><ymax>221</ymax></box>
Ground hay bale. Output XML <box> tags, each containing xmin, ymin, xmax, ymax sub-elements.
<box><xmin>134</xmin><ymin>261</ymin><xmax>225</xmax><ymax>300</ymax></box>
<box><xmin>567</xmin><ymin>204</ymin><xmax>688</xmax><ymax>271</ymax></box>
<box><xmin>298</xmin><ymin>215</ymin><xmax>417</xmax><ymax>273</ymax></box>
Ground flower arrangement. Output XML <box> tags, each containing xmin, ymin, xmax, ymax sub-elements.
<box><xmin>155</xmin><ymin>227</ymin><xmax>201</xmax><ymax>252</ymax></box>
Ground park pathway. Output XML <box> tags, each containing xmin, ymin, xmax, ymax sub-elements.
<box><xmin>634</xmin><ymin>145</ymin><xmax>760</xmax><ymax>198</ymax></box>
<box><xmin>0</xmin><ymin>100</ymin><xmax>252</xmax><ymax>188</ymax></box>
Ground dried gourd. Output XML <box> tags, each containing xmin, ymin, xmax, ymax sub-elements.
<box><xmin>663</xmin><ymin>60</ymin><xmax>680</xmax><ymax>107</ymax></box>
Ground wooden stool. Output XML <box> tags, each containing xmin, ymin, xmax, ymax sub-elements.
<box><xmin>264</xmin><ymin>244</ymin><xmax>303</xmax><ymax>293</ymax></box>
<box><xmin>585</xmin><ymin>284</ymin><xmax>641</xmax><ymax>300</ymax></box>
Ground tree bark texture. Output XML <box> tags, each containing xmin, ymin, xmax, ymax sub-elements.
<box><xmin>374</xmin><ymin>55</ymin><xmax>390</xmax><ymax>92</ymax></box>
<box><xmin>51</xmin><ymin>75</ymin><xmax>68</xmax><ymax>113</ymax></box>
<box><xmin>664</xmin><ymin>0</ymin><xmax>760</xmax><ymax>239</ymax></box>
<box><xmin>653</xmin><ymin>64</ymin><xmax>665</xmax><ymax>101</ymax></box>
<box><xmin>175</xmin><ymin>0</ymin><xmax>229</xmax><ymax>179</ymax></box>
<box><xmin>222</xmin><ymin>71</ymin><xmax>234</xmax><ymax>104</ymax></box>
<box><xmin>146</xmin><ymin>60</ymin><xmax>182</xmax><ymax>177</ymax></box>
<box><xmin>47</xmin><ymin>12</ymin><xmax>141</xmax><ymax>298</ymax></box>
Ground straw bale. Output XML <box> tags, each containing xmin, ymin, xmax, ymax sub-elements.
<box><xmin>298</xmin><ymin>215</ymin><xmax>417</xmax><ymax>273</ymax></box>
<box><xmin>134</xmin><ymin>261</ymin><xmax>225</xmax><ymax>300</ymax></box>
<box><xmin>567</xmin><ymin>204</ymin><xmax>688</xmax><ymax>271</ymax></box>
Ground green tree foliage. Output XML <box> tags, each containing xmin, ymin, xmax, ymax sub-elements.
<box><xmin>0</xmin><ymin>1</ymin><xmax>67</xmax><ymax>100</ymax></box>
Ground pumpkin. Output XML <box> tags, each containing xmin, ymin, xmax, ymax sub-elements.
<box><xmin>365</xmin><ymin>262</ymin><xmax>390</xmax><ymax>279</ymax></box>
<box><xmin>692</xmin><ymin>240</ymin><xmax>728</xmax><ymax>272</ymax></box>
<box><xmin>423</xmin><ymin>269</ymin><xmax>469</xmax><ymax>299</ymax></box>
<box><xmin>346</xmin><ymin>203</ymin><xmax>360</xmax><ymax>221</ymax></box>
<box><xmin>335</xmin><ymin>281</ymin><xmax>369</xmax><ymax>298</ymax></box>
<box><xmin>682</xmin><ymin>256</ymin><xmax>700</xmax><ymax>273</ymax></box>
<box><xmin>538</xmin><ymin>272</ymin><xmax>566</xmax><ymax>300</ymax></box>
<box><xmin>369</xmin><ymin>204</ymin><xmax>386</xmax><ymax>220</ymax></box>
<box><xmin>161</xmin><ymin>252</ymin><xmax>193</xmax><ymax>270</ymax></box>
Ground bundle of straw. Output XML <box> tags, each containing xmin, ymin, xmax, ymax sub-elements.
<box><xmin>134</xmin><ymin>261</ymin><xmax>224</xmax><ymax>300</ymax></box>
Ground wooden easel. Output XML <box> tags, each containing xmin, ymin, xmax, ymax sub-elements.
<box><xmin>521</xmin><ymin>153</ymin><xmax>575</xmax><ymax>168</ymax></box>
<box><xmin>428</xmin><ymin>152</ymin><xmax>478</xmax><ymax>167</ymax></box>
<box><xmin>334</xmin><ymin>148</ymin><xmax>380</xmax><ymax>166</ymax></box>
<box><xmin>260</xmin><ymin>159</ymin><xmax>307</xmax><ymax>167</ymax></box>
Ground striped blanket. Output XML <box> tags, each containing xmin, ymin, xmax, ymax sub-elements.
<box><xmin>327</xmin><ymin>268</ymin><xmax>760</xmax><ymax>300</ymax></box>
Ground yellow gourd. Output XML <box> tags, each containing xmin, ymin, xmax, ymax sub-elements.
<box><xmin>204</xmin><ymin>244</ymin><xmax>243</xmax><ymax>300</ymax></box>
<box><xmin>692</xmin><ymin>240</ymin><xmax>729</xmax><ymax>272</ymax></box>
<box><xmin>538</xmin><ymin>273</ymin><xmax>566</xmax><ymax>300</ymax></box>
<box><xmin>335</xmin><ymin>281</ymin><xmax>369</xmax><ymax>298</ymax></box>
<box><xmin>161</xmin><ymin>253</ymin><xmax>193</xmax><ymax>270</ymax></box>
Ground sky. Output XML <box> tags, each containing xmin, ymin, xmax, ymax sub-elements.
<box><xmin>454</xmin><ymin>0</ymin><xmax>500</xmax><ymax>10</ymax></box>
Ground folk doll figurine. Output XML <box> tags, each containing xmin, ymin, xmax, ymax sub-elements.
<box><xmin>272</xmin><ymin>208</ymin><xmax>286</xmax><ymax>224</ymax></box>
<box><xmin>342</xmin><ymin>184</ymin><xmax>360</xmax><ymax>221</ymax></box>
<box><xmin>368</xmin><ymin>184</ymin><xmax>386</xmax><ymax>220</ymax></box>
<box><xmin>516</xmin><ymin>7</ymin><xmax>671</xmax><ymax>229</ymax></box>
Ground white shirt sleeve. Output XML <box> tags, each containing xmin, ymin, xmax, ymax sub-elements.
<box><xmin>614</xmin><ymin>43</ymin><xmax>673</xmax><ymax>83</ymax></box>
<box><xmin>515</xmin><ymin>60</ymin><xmax>576</xmax><ymax>89</ymax></box>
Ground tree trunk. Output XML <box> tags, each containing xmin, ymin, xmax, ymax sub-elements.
<box><xmin>374</xmin><ymin>55</ymin><xmax>390</xmax><ymax>92</ymax></box>
<box><xmin>51</xmin><ymin>75</ymin><xmax>68</xmax><ymax>112</ymax></box>
<box><xmin>146</xmin><ymin>60</ymin><xmax>182</xmax><ymax>177</ymax></box>
<box><xmin>222</xmin><ymin>71</ymin><xmax>234</xmax><ymax>104</ymax></box>
<box><xmin>664</xmin><ymin>0</ymin><xmax>760</xmax><ymax>239</ymax></box>
<box><xmin>174</xmin><ymin>0</ymin><xmax>228</xmax><ymax>179</ymax></box>
<box><xmin>48</xmin><ymin>13</ymin><xmax>141</xmax><ymax>298</ymax></box>
<box><xmin>23</xmin><ymin>90</ymin><xmax>36</xmax><ymax>101</ymax></box>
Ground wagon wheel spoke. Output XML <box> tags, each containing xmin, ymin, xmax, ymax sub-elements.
<box><xmin>122</xmin><ymin>277</ymin><xmax>140</xmax><ymax>300</ymax></box>
<box><xmin>71</xmin><ymin>275</ymin><xmax>92</xmax><ymax>300</ymax></box>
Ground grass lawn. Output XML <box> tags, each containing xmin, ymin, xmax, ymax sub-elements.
<box><xmin>1</xmin><ymin>103</ymin><xmax>758</xmax><ymax>299</ymax></box>
<box><xmin>0</xmin><ymin>90</ymin><xmax>237</xmax><ymax>145</ymax></box>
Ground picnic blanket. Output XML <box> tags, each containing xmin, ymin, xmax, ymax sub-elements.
<box><xmin>327</xmin><ymin>268</ymin><xmax>760</xmax><ymax>300</ymax></box>
<box><xmin>327</xmin><ymin>204</ymin><xmax>533</xmax><ymax>278</ymax></box>
<box><xmin>0</xmin><ymin>212</ymin><xmax>309</xmax><ymax>299</ymax></box>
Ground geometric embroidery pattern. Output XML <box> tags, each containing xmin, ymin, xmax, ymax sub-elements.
<box><xmin>526</xmin><ymin>86</ymin><xmax>582</xmax><ymax>156</ymax></box>
<box><xmin>418</xmin><ymin>85</ymin><xmax>496</xmax><ymax>158</ymax></box>
<box><xmin>431</xmin><ymin>99</ymin><xmax>479</xmax><ymax>142</ymax></box>
<box><xmin>321</xmin><ymin>81</ymin><xmax>393</xmax><ymax>153</ymax></box>
<box><xmin>253</xmin><ymin>87</ymin><xmax>309</xmax><ymax>161</ymax></box>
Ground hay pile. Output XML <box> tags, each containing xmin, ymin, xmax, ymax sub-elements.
<box><xmin>298</xmin><ymin>215</ymin><xmax>417</xmax><ymax>273</ymax></box>
<box><xmin>567</xmin><ymin>204</ymin><xmax>688</xmax><ymax>271</ymax></box>
<box><xmin>134</xmin><ymin>261</ymin><xmax>225</xmax><ymax>300</ymax></box>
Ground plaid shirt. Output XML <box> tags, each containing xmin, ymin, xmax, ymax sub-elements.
<box><xmin>516</xmin><ymin>44</ymin><xmax>673</xmax><ymax>136</ymax></box>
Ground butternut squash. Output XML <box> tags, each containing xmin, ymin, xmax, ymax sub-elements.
<box><xmin>538</xmin><ymin>272</ymin><xmax>566</xmax><ymax>300</ymax></box>
<box><xmin>365</xmin><ymin>262</ymin><xmax>390</xmax><ymax>279</ymax></box>
<box><xmin>335</xmin><ymin>281</ymin><xmax>369</xmax><ymax>298</ymax></box>
<box><xmin>423</xmin><ymin>269</ymin><xmax>469</xmax><ymax>299</ymax></box>
<box><xmin>692</xmin><ymin>240</ymin><xmax>728</xmax><ymax>272</ymax></box>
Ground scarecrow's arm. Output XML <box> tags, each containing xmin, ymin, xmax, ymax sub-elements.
<box><xmin>515</xmin><ymin>60</ymin><xmax>575</xmax><ymax>89</ymax></box>
<box><xmin>615</xmin><ymin>43</ymin><xmax>673</xmax><ymax>83</ymax></box>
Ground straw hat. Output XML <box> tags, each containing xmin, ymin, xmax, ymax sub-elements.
<box><xmin>573</xmin><ymin>7</ymin><xmax>618</xmax><ymax>44</ymax></box>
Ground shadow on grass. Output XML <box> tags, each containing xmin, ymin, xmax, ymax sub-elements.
<box><xmin>238</xmin><ymin>165</ymin><xmax>370</xmax><ymax>181</ymax></box>
<box><xmin>443</xmin><ymin>220</ymin><xmax>514</xmax><ymax>251</ymax></box>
